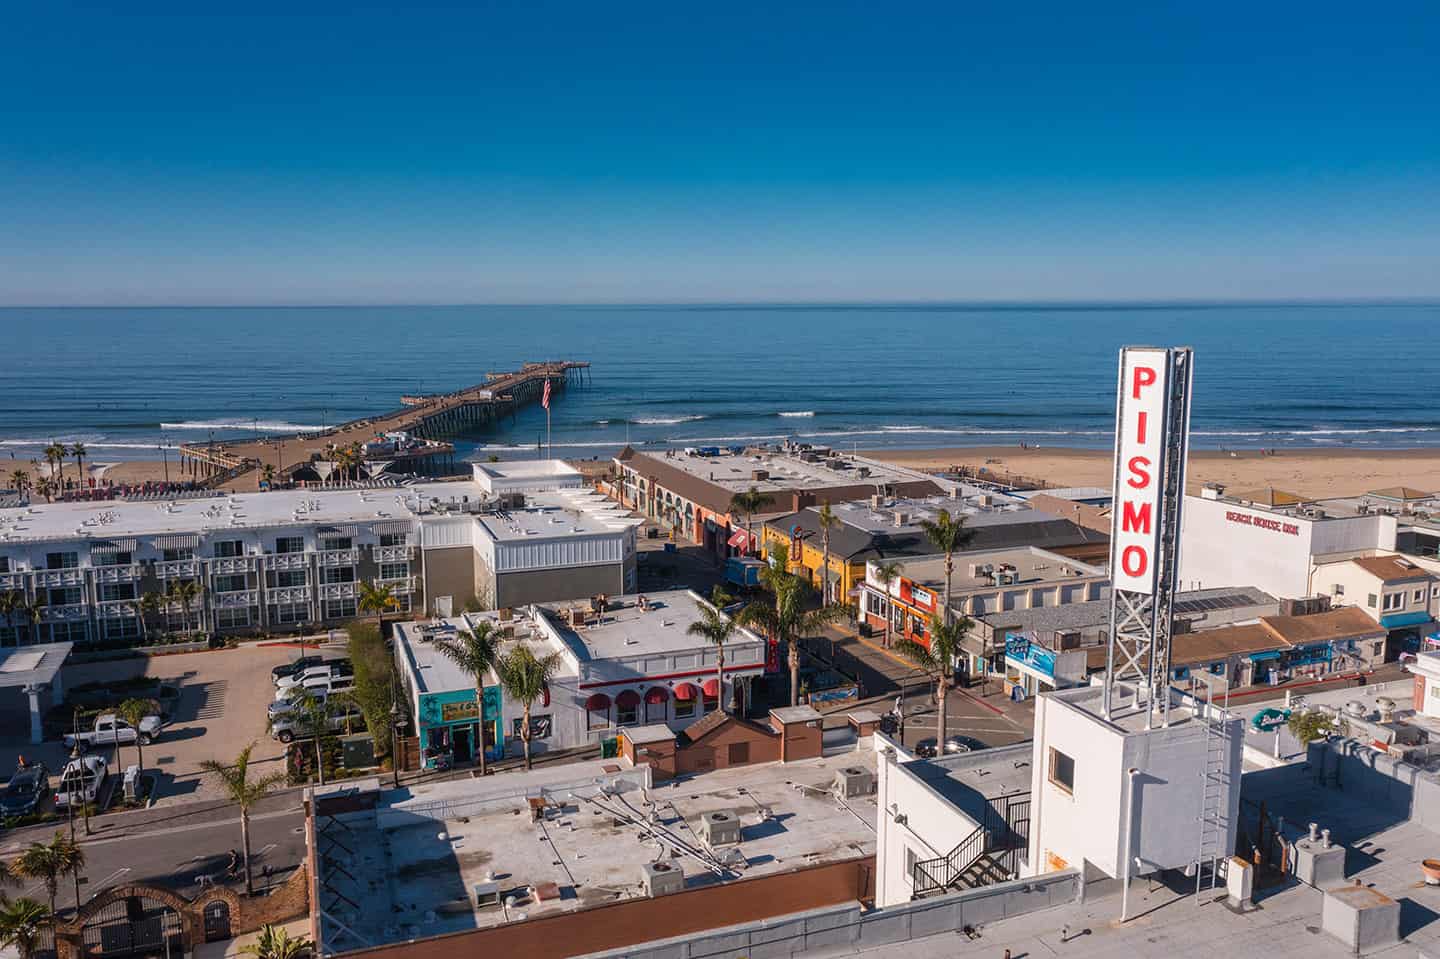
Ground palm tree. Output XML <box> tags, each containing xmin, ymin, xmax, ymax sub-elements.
<box><xmin>728</xmin><ymin>487</ymin><xmax>769</xmax><ymax>558</ymax></box>
<box><xmin>14</xmin><ymin>833</ymin><xmax>77</xmax><ymax>918</ymax></box>
<box><xmin>260</xmin><ymin>464</ymin><xmax>276</xmax><ymax>488</ymax></box>
<box><xmin>0</xmin><ymin>898</ymin><xmax>50</xmax><ymax>959</ymax></box>
<box><xmin>0</xmin><ymin>856</ymin><xmax>19</xmax><ymax>898</ymax></box>
<box><xmin>894</xmin><ymin>613</ymin><xmax>972</xmax><ymax>752</ymax></box>
<box><xmin>0</xmin><ymin>592</ymin><xmax>25</xmax><ymax>647</ymax></box>
<box><xmin>199</xmin><ymin>743</ymin><xmax>285</xmax><ymax>895</ymax></box>
<box><xmin>496</xmin><ymin>643</ymin><xmax>563</xmax><ymax>770</ymax></box>
<box><xmin>8</xmin><ymin>470</ymin><xmax>28</xmax><ymax>495</ymax></box>
<box><xmin>34</xmin><ymin>477</ymin><xmax>55</xmax><ymax>504</ymax></box>
<box><xmin>737</xmin><ymin>575</ymin><xmax>850</xmax><ymax>706</ymax></box>
<box><xmin>432</xmin><ymin>623</ymin><xmax>501</xmax><ymax>775</ymax></box>
<box><xmin>167</xmin><ymin>579</ymin><xmax>203</xmax><ymax>634</ymax></box>
<box><xmin>919</xmin><ymin>508</ymin><xmax>975</xmax><ymax>620</ymax></box>
<box><xmin>69</xmin><ymin>444</ymin><xmax>87</xmax><ymax>486</ymax></box>
<box><xmin>816</xmin><ymin>503</ymin><xmax>838</xmax><ymax>603</ymax></box>
<box><xmin>873</xmin><ymin>561</ymin><xmax>902</xmax><ymax>648</ymax></box>
<box><xmin>134</xmin><ymin>591</ymin><xmax>162</xmax><ymax>641</ymax></box>
<box><xmin>686</xmin><ymin>587</ymin><xmax>738</xmax><ymax>713</ymax></box>
<box><xmin>42</xmin><ymin>444</ymin><xmax>65</xmax><ymax>490</ymax></box>
<box><xmin>21</xmin><ymin>600</ymin><xmax>45</xmax><ymax>645</ymax></box>
<box><xmin>240</xmin><ymin>923</ymin><xmax>313</xmax><ymax>959</ymax></box>
<box><xmin>115</xmin><ymin>698</ymin><xmax>153</xmax><ymax>778</ymax></box>
<box><xmin>357</xmin><ymin>581</ymin><xmax>400</xmax><ymax>629</ymax></box>
<box><xmin>269</xmin><ymin>689</ymin><xmax>331</xmax><ymax>786</ymax></box>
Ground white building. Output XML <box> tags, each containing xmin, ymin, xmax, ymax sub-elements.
<box><xmin>1178</xmin><ymin>485</ymin><xmax>1398</xmax><ymax>599</ymax></box>
<box><xmin>1311</xmin><ymin>554</ymin><xmax>1439</xmax><ymax>645</ymax></box>
<box><xmin>0</xmin><ymin>464</ymin><xmax>639</xmax><ymax>646</ymax></box>
<box><xmin>393</xmin><ymin>589</ymin><xmax>769</xmax><ymax>766</ymax></box>
<box><xmin>1027</xmin><ymin>683</ymin><xmax>1243</xmax><ymax>893</ymax></box>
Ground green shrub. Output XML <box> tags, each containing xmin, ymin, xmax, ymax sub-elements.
<box><xmin>346</xmin><ymin>621</ymin><xmax>398</xmax><ymax>759</ymax></box>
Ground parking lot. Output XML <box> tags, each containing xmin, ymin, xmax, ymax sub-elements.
<box><xmin>0</xmin><ymin>640</ymin><xmax>346</xmax><ymax>815</ymax></box>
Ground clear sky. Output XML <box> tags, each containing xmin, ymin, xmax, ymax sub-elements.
<box><xmin>3</xmin><ymin>2</ymin><xmax>1439</xmax><ymax>305</ymax></box>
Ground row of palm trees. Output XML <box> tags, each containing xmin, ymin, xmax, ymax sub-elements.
<box><xmin>0</xmin><ymin>832</ymin><xmax>86</xmax><ymax>959</ymax></box>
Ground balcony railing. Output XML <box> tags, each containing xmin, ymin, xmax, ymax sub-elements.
<box><xmin>155</xmin><ymin>559</ymin><xmax>201</xmax><ymax>579</ymax></box>
<box><xmin>212</xmin><ymin>556</ymin><xmax>259</xmax><ymax>574</ymax></box>
<box><xmin>319</xmin><ymin>582</ymin><xmax>357</xmax><ymax>601</ymax></box>
<box><xmin>214</xmin><ymin>591</ymin><xmax>257</xmax><ymax>609</ymax></box>
<box><xmin>33</xmin><ymin>569</ymin><xmax>85</xmax><ymax>588</ymax></box>
<box><xmin>267</xmin><ymin>586</ymin><xmax>311</xmax><ymax>605</ymax></box>
<box><xmin>374</xmin><ymin>545</ymin><xmax>415</xmax><ymax>563</ymax></box>
<box><xmin>94</xmin><ymin>565</ymin><xmax>141</xmax><ymax>584</ymax></box>
<box><xmin>96</xmin><ymin>601</ymin><xmax>137</xmax><ymax>620</ymax></box>
<box><xmin>268</xmin><ymin>552</ymin><xmax>309</xmax><ymax>571</ymax></box>
<box><xmin>42</xmin><ymin>603</ymin><xmax>90</xmax><ymax>623</ymax></box>
<box><xmin>0</xmin><ymin>572</ymin><xmax>24</xmax><ymax>590</ymax></box>
<box><xmin>318</xmin><ymin>548</ymin><xmax>360</xmax><ymax>567</ymax></box>
<box><xmin>377</xmin><ymin>576</ymin><xmax>415</xmax><ymax>595</ymax></box>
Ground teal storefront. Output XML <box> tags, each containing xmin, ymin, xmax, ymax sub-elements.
<box><xmin>417</xmin><ymin>686</ymin><xmax>505</xmax><ymax>764</ymax></box>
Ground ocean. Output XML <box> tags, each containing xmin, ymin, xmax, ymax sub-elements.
<box><xmin>3</xmin><ymin>303</ymin><xmax>1438</xmax><ymax>464</ymax></box>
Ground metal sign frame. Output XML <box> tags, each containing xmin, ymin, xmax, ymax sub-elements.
<box><xmin>1103</xmin><ymin>346</ymin><xmax>1194</xmax><ymax>726</ymax></box>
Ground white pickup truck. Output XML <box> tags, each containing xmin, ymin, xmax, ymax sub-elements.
<box><xmin>63</xmin><ymin>713</ymin><xmax>163</xmax><ymax>749</ymax></box>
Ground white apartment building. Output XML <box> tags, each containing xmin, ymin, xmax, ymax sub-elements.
<box><xmin>0</xmin><ymin>462</ymin><xmax>639</xmax><ymax>646</ymax></box>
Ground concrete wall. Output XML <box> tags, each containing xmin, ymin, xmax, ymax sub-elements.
<box><xmin>875</xmin><ymin>743</ymin><xmax>982</xmax><ymax>907</ymax></box>
<box><xmin>420</xmin><ymin>545</ymin><xmax>477</xmax><ymax>614</ymax></box>
<box><xmin>1026</xmin><ymin>693</ymin><xmax>1126</xmax><ymax>878</ymax></box>
<box><xmin>495</xmin><ymin>561</ymin><xmax>627</xmax><ymax>608</ymax></box>
<box><xmin>1307</xmin><ymin>738</ymin><xmax>1440</xmax><ymax>834</ymax></box>
<box><xmin>677</xmin><ymin>721</ymin><xmax>780</xmax><ymax>775</ymax></box>
<box><xmin>576</xmin><ymin>869</ymin><xmax>1082</xmax><ymax>959</ymax></box>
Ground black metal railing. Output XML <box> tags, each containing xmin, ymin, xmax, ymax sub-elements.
<box><xmin>912</xmin><ymin>824</ymin><xmax>986</xmax><ymax>896</ymax></box>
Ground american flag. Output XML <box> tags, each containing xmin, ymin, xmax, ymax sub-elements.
<box><xmin>541</xmin><ymin>378</ymin><xmax>551</xmax><ymax>410</ymax></box>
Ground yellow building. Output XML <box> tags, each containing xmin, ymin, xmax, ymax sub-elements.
<box><xmin>761</xmin><ymin>521</ymin><xmax>857</xmax><ymax>603</ymax></box>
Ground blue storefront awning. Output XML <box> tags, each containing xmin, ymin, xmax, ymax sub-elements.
<box><xmin>1380</xmin><ymin>611</ymin><xmax>1433</xmax><ymax>630</ymax></box>
<box><xmin>1248</xmin><ymin>649</ymin><xmax>1283</xmax><ymax>662</ymax></box>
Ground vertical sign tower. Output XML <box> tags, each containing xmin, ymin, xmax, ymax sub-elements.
<box><xmin>1103</xmin><ymin>346</ymin><xmax>1194</xmax><ymax>726</ymax></box>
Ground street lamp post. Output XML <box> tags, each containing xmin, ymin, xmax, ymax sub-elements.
<box><xmin>390</xmin><ymin>702</ymin><xmax>407</xmax><ymax>789</ymax></box>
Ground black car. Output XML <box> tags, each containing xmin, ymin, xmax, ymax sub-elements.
<box><xmin>272</xmin><ymin>655</ymin><xmax>327</xmax><ymax>683</ymax></box>
<box><xmin>1</xmin><ymin>762</ymin><xmax>49</xmax><ymax>818</ymax></box>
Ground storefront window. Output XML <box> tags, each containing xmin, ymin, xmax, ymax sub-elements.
<box><xmin>617</xmin><ymin>701</ymin><xmax>638</xmax><ymax>726</ymax></box>
<box><xmin>702</xmin><ymin>691</ymin><xmax>718</xmax><ymax>713</ymax></box>
<box><xmin>675</xmin><ymin>698</ymin><xmax>695</xmax><ymax>719</ymax></box>
<box><xmin>587</xmin><ymin>707</ymin><xmax>610</xmax><ymax>730</ymax></box>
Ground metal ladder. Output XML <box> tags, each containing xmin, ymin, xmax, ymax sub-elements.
<box><xmin>1193</xmin><ymin>675</ymin><xmax>1231</xmax><ymax>900</ymax></box>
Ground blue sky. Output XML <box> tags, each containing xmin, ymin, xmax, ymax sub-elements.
<box><xmin>3</xmin><ymin>2</ymin><xmax>1438</xmax><ymax>304</ymax></box>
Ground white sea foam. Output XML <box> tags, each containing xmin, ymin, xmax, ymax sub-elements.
<box><xmin>0</xmin><ymin>440</ymin><xmax>179</xmax><ymax>450</ymax></box>
<box><xmin>161</xmin><ymin>420</ymin><xmax>327</xmax><ymax>432</ymax></box>
<box><xmin>777</xmin><ymin>411</ymin><xmax>815</xmax><ymax>418</ymax></box>
<box><xmin>633</xmin><ymin>415</ymin><xmax>705</xmax><ymax>425</ymax></box>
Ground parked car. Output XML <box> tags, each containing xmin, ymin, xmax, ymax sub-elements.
<box><xmin>63</xmin><ymin>713</ymin><xmax>163</xmax><ymax>750</ymax></box>
<box><xmin>268</xmin><ymin>686</ymin><xmax>339</xmax><ymax>718</ymax></box>
<box><xmin>274</xmin><ymin>661</ymin><xmax>353</xmax><ymax>692</ymax></box>
<box><xmin>270</xmin><ymin>704</ymin><xmax>366</xmax><ymax>743</ymax></box>
<box><xmin>54</xmin><ymin>756</ymin><xmax>108</xmax><ymax>809</ymax></box>
<box><xmin>1</xmin><ymin>762</ymin><xmax>49</xmax><ymax>818</ymax></box>
<box><xmin>272</xmin><ymin>655</ymin><xmax>328</xmax><ymax>683</ymax></box>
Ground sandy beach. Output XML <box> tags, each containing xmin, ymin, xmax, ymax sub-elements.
<box><xmin>863</xmin><ymin>446</ymin><xmax>1440</xmax><ymax>500</ymax></box>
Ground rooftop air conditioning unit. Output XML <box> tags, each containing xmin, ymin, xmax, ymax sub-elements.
<box><xmin>892</xmin><ymin>511</ymin><xmax>909</xmax><ymax>527</ymax></box>
<box><xmin>871</xmin><ymin>494</ymin><xmax>885</xmax><ymax>510</ymax></box>
<box><xmin>977</xmin><ymin>494</ymin><xmax>992</xmax><ymax>507</ymax></box>
<box><xmin>833</xmin><ymin>766</ymin><xmax>877</xmax><ymax>799</ymax></box>
<box><xmin>698</xmin><ymin>811</ymin><xmax>742</xmax><ymax>846</ymax></box>
<box><xmin>857</xmin><ymin>467</ymin><xmax>870</xmax><ymax>479</ymax></box>
<box><xmin>640</xmin><ymin>861</ymin><xmax>684</xmax><ymax>897</ymax></box>
<box><xmin>751</xmin><ymin>469</ymin><xmax>770</xmax><ymax>481</ymax></box>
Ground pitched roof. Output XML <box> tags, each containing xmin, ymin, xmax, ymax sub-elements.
<box><xmin>1171</xmin><ymin>623</ymin><xmax>1284</xmax><ymax>666</ymax></box>
<box><xmin>1367</xmin><ymin>486</ymin><xmax>1435</xmax><ymax>502</ymax></box>
<box><xmin>1232</xmin><ymin>487</ymin><xmax>1311</xmax><ymax>508</ymax></box>
<box><xmin>675</xmin><ymin>710</ymin><xmax>775</xmax><ymax>746</ymax></box>
<box><xmin>1261</xmin><ymin>606</ymin><xmax>1385</xmax><ymax>645</ymax></box>
<box><xmin>1349</xmin><ymin>554</ymin><xmax>1432</xmax><ymax>583</ymax></box>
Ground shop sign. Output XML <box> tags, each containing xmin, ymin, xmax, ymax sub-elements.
<box><xmin>440</xmin><ymin>700</ymin><xmax>479</xmax><ymax>723</ymax></box>
<box><xmin>899</xmin><ymin>578</ymin><xmax>937</xmax><ymax>612</ymax></box>
<box><xmin>1004</xmin><ymin>632</ymin><xmax>1056</xmax><ymax>680</ymax></box>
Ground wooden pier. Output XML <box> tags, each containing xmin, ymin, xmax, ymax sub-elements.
<box><xmin>178</xmin><ymin>360</ymin><xmax>589</xmax><ymax>488</ymax></box>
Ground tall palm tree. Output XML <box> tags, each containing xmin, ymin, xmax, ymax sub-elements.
<box><xmin>357</xmin><ymin>581</ymin><xmax>400</xmax><ymax>629</ymax></box>
<box><xmin>167</xmin><ymin>579</ymin><xmax>203</xmax><ymax>634</ymax></box>
<box><xmin>737</xmin><ymin>575</ymin><xmax>850</xmax><ymax>706</ymax></box>
<box><xmin>199</xmin><ymin>743</ymin><xmax>285</xmax><ymax>895</ymax></box>
<box><xmin>728</xmin><ymin>487</ymin><xmax>768</xmax><ymax>558</ymax></box>
<box><xmin>42</xmin><ymin>444</ymin><xmax>66</xmax><ymax>490</ymax></box>
<box><xmin>496</xmin><ymin>642</ymin><xmax>562</xmax><ymax>770</ymax></box>
<box><xmin>432</xmin><ymin>623</ymin><xmax>501</xmax><ymax>775</ymax></box>
<box><xmin>268</xmin><ymin>690</ymin><xmax>330</xmax><ymax>786</ymax></box>
<box><xmin>14</xmin><ymin>832</ymin><xmax>81</xmax><ymax>918</ymax></box>
<box><xmin>8</xmin><ymin>470</ymin><xmax>28</xmax><ymax>495</ymax></box>
<box><xmin>919</xmin><ymin>508</ymin><xmax>975</xmax><ymax>620</ymax></box>
<box><xmin>0</xmin><ymin>898</ymin><xmax>50</xmax><ymax>959</ymax></box>
<box><xmin>135</xmin><ymin>591</ymin><xmax>163</xmax><ymax>641</ymax></box>
<box><xmin>0</xmin><ymin>592</ymin><xmax>25</xmax><ymax>647</ymax></box>
<box><xmin>873</xmin><ymin>561</ymin><xmax>902</xmax><ymax>648</ymax></box>
<box><xmin>69</xmin><ymin>444</ymin><xmax>87</xmax><ymax>486</ymax></box>
<box><xmin>34</xmin><ymin>477</ymin><xmax>55</xmax><ymax>504</ymax></box>
<box><xmin>240</xmin><ymin>923</ymin><xmax>312</xmax><ymax>959</ymax></box>
<box><xmin>894</xmin><ymin>613</ymin><xmax>972</xmax><ymax>751</ymax></box>
<box><xmin>816</xmin><ymin>503</ymin><xmax>838</xmax><ymax>603</ymax></box>
<box><xmin>0</xmin><ymin>855</ymin><xmax>19</xmax><ymax>897</ymax></box>
<box><xmin>22</xmin><ymin>600</ymin><xmax>45</xmax><ymax>645</ymax></box>
<box><xmin>260</xmin><ymin>464</ymin><xmax>276</xmax><ymax>488</ymax></box>
<box><xmin>115</xmin><ymin>698</ymin><xmax>153</xmax><ymax>778</ymax></box>
<box><xmin>686</xmin><ymin>587</ymin><xmax>738</xmax><ymax>714</ymax></box>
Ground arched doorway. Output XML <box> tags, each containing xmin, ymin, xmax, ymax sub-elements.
<box><xmin>202</xmin><ymin>900</ymin><xmax>232</xmax><ymax>942</ymax></box>
<box><xmin>80</xmin><ymin>895</ymin><xmax>183</xmax><ymax>959</ymax></box>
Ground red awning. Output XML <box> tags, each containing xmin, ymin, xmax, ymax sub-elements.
<box><xmin>727</xmin><ymin>529</ymin><xmax>750</xmax><ymax>549</ymax></box>
<box><xmin>584</xmin><ymin>693</ymin><xmax>610</xmax><ymax>711</ymax></box>
<box><xmin>541</xmin><ymin>684</ymin><xmax>551</xmax><ymax>708</ymax></box>
<box><xmin>701</xmin><ymin>678</ymin><xmax>721</xmax><ymax>697</ymax></box>
<box><xmin>644</xmin><ymin>687</ymin><xmax>669</xmax><ymax>705</ymax></box>
<box><xmin>672</xmin><ymin>682</ymin><xmax>698</xmax><ymax>701</ymax></box>
<box><xmin>616</xmin><ymin>690</ymin><xmax>641</xmax><ymax>708</ymax></box>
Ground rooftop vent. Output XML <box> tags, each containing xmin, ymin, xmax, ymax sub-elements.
<box><xmin>833</xmin><ymin>767</ymin><xmax>877</xmax><ymax>798</ymax></box>
<box><xmin>640</xmin><ymin>860</ymin><xmax>684</xmax><ymax>897</ymax></box>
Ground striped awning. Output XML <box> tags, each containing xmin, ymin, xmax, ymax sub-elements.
<box><xmin>318</xmin><ymin>525</ymin><xmax>358</xmax><ymax>539</ymax></box>
<box><xmin>153</xmin><ymin>534</ymin><xmax>200</xmax><ymax>551</ymax></box>
<box><xmin>373</xmin><ymin>521</ymin><xmax>415</xmax><ymax>536</ymax></box>
<box><xmin>90</xmin><ymin>538</ymin><xmax>138</xmax><ymax>554</ymax></box>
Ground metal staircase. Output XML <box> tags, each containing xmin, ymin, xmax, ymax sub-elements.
<box><xmin>912</xmin><ymin>824</ymin><xmax>987</xmax><ymax>897</ymax></box>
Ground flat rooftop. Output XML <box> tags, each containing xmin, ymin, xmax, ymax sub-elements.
<box><xmin>978</xmin><ymin>586</ymin><xmax>1279</xmax><ymax>637</ymax></box>
<box><xmin>633</xmin><ymin>446</ymin><xmax>929</xmax><ymax>494</ymax></box>
<box><xmin>475</xmin><ymin>500</ymin><xmax>630</xmax><ymax>542</ymax></box>
<box><xmin>901</xmin><ymin>743</ymin><xmax>1034</xmax><ymax>823</ymax></box>
<box><xmin>315</xmin><ymin>750</ymin><xmax>879</xmax><ymax>951</ymax></box>
<box><xmin>471</xmin><ymin>459</ymin><xmax>584</xmax><ymax>491</ymax></box>
<box><xmin>542</xmin><ymin>589</ymin><xmax>761</xmax><ymax>660</ymax></box>
<box><xmin>888</xmin><ymin>546</ymin><xmax>1105</xmax><ymax>594</ymax></box>
<box><xmin>827</xmin><ymin>493</ymin><xmax>1041</xmax><ymax>535</ymax></box>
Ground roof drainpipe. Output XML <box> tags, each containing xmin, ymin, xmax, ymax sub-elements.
<box><xmin>1120</xmin><ymin>766</ymin><xmax>1141</xmax><ymax>922</ymax></box>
